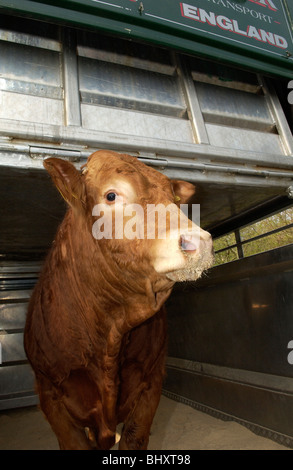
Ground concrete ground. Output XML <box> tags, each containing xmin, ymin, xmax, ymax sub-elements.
<box><xmin>0</xmin><ymin>395</ymin><xmax>289</xmax><ymax>450</ymax></box>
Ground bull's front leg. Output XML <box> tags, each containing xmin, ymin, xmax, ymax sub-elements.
<box><xmin>119</xmin><ymin>376</ymin><xmax>163</xmax><ymax>450</ymax></box>
<box><xmin>118</xmin><ymin>306</ymin><xmax>167</xmax><ymax>450</ymax></box>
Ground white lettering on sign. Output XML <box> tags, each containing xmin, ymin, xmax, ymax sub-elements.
<box><xmin>180</xmin><ymin>3</ymin><xmax>288</xmax><ymax>50</ymax></box>
<box><xmin>204</xmin><ymin>0</ymin><xmax>274</xmax><ymax>23</ymax></box>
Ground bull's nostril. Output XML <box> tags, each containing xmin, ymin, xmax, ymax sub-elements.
<box><xmin>180</xmin><ymin>234</ymin><xmax>199</xmax><ymax>252</ymax></box>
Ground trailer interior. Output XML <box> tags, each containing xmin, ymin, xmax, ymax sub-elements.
<box><xmin>0</xmin><ymin>5</ymin><xmax>293</xmax><ymax>448</ymax></box>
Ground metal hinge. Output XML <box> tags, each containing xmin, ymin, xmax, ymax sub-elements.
<box><xmin>29</xmin><ymin>146</ymin><xmax>83</xmax><ymax>162</ymax></box>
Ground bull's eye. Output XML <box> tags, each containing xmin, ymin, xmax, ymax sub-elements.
<box><xmin>106</xmin><ymin>192</ymin><xmax>117</xmax><ymax>202</ymax></box>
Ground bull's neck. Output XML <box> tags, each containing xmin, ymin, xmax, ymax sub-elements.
<box><xmin>53</xmin><ymin>210</ymin><xmax>173</xmax><ymax>331</ymax></box>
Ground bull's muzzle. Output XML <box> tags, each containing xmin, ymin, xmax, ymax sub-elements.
<box><xmin>180</xmin><ymin>230</ymin><xmax>213</xmax><ymax>256</ymax></box>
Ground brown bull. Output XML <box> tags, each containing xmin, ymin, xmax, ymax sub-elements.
<box><xmin>24</xmin><ymin>150</ymin><xmax>213</xmax><ymax>450</ymax></box>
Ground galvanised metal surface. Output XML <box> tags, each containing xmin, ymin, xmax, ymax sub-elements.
<box><xmin>0</xmin><ymin>14</ymin><xmax>292</xmax><ymax>163</ymax></box>
<box><xmin>0</xmin><ymin>262</ymin><xmax>40</xmax><ymax>410</ymax></box>
<box><xmin>164</xmin><ymin>244</ymin><xmax>293</xmax><ymax>446</ymax></box>
<box><xmin>0</xmin><ymin>0</ymin><xmax>292</xmax><ymax>79</ymax></box>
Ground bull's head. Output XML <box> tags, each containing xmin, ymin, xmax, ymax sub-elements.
<box><xmin>44</xmin><ymin>150</ymin><xmax>214</xmax><ymax>286</ymax></box>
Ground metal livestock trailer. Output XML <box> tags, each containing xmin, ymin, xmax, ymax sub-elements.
<box><xmin>0</xmin><ymin>0</ymin><xmax>293</xmax><ymax>447</ymax></box>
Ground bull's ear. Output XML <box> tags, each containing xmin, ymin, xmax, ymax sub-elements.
<box><xmin>171</xmin><ymin>180</ymin><xmax>196</xmax><ymax>204</ymax></box>
<box><xmin>44</xmin><ymin>158</ymin><xmax>86</xmax><ymax>208</ymax></box>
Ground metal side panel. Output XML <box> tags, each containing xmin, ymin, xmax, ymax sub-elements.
<box><xmin>0</xmin><ymin>262</ymin><xmax>40</xmax><ymax>410</ymax></box>
<box><xmin>195</xmin><ymin>81</ymin><xmax>273</xmax><ymax>131</ymax></box>
<box><xmin>78</xmin><ymin>55</ymin><xmax>186</xmax><ymax>118</ymax></box>
<box><xmin>0</xmin><ymin>333</ymin><xmax>27</xmax><ymax>363</ymax></box>
<box><xmin>0</xmin><ymin>14</ymin><xmax>292</xmax><ymax>170</ymax></box>
<box><xmin>205</xmin><ymin>123</ymin><xmax>283</xmax><ymax>154</ymax></box>
<box><xmin>80</xmin><ymin>104</ymin><xmax>193</xmax><ymax>143</ymax></box>
<box><xmin>163</xmin><ymin>244</ymin><xmax>293</xmax><ymax>447</ymax></box>
<box><xmin>0</xmin><ymin>365</ymin><xmax>38</xmax><ymax>411</ymax></box>
<box><xmin>0</xmin><ymin>92</ymin><xmax>63</xmax><ymax>126</ymax></box>
<box><xmin>0</xmin><ymin>29</ymin><xmax>64</xmax><ymax>127</ymax></box>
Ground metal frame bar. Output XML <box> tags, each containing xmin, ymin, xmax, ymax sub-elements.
<box><xmin>0</xmin><ymin>118</ymin><xmax>293</xmax><ymax>171</ymax></box>
<box><xmin>166</xmin><ymin>356</ymin><xmax>293</xmax><ymax>394</ymax></box>
<box><xmin>214</xmin><ymin>220</ymin><xmax>293</xmax><ymax>258</ymax></box>
<box><xmin>174</xmin><ymin>54</ymin><xmax>209</xmax><ymax>145</ymax></box>
<box><xmin>260</xmin><ymin>75</ymin><xmax>293</xmax><ymax>156</ymax></box>
<box><xmin>61</xmin><ymin>28</ymin><xmax>82</xmax><ymax>127</ymax></box>
<box><xmin>1</xmin><ymin>144</ymin><xmax>293</xmax><ymax>191</ymax></box>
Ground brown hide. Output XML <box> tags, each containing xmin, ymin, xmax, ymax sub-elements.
<box><xmin>24</xmin><ymin>150</ymin><xmax>213</xmax><ymax>450</ymax></box>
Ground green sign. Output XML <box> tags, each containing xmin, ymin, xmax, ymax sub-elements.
<box><xmin>0</xmin><ymin>0</ymin><xmax>292</xmax><ymax>78</ymax></box>
<box><xmin>148</xmin><ymin>1</ymin><xmax>292</xmax><ymax>54</ymax></box>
